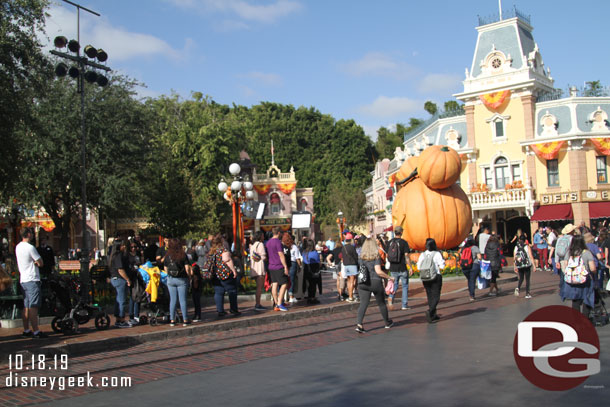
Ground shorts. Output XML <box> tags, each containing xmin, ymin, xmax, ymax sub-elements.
<box><xmin>269</xmin><ymin>268</ymin><xmax>288</xmax><ymax>285</ymax></box>
<box><xmin>21</xmin><ymin>281</ymin><xmax>42</xmax><ymax>308</ymax></box>
<box><xmin>344</xmin><ymin>265</ymin><xmax>358</xmax><ymax>277</ymax></box>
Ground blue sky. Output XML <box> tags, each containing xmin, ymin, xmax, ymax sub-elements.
<box><xmin>42</xmin><ymin>0</ymin><xmax>610</xmax><ymax>140</ymax></box>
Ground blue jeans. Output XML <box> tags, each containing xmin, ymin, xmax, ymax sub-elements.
<box><xmin>289</xmin><ymin>262</ymin><xmax>299</xmax><ymax>294</ymax></box>
<box><xmin>129</xmin><ymin>297</ymin><xmax>140</xmax><ymax>319</ymax></box>
<box><xmin>462</xmin><ymin>262</ymin><xmax>480</xmax><ymax>298</ymax></box>
<box><xmin>111</xmin><ymin>278</ymin><xmax>127</xmax><ymax>318</ymax></box>
<box><xmin>389</xmin><ymin>271</ymin><xmax>409</xmax><ymax>307</ymax></box>
<box><xmin>167</xmin><ymin>276</ymin><xmax>189</xmax><ymax>322</ymax></box>
<box><xmin>213</xmin><ymin>278</ymin><xmax>238</xmax><ymax>313</ymax></box>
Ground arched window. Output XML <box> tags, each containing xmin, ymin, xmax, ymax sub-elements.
<box><xmin>270</xmin><ymin>193</ymin><xmax>281</xmax><ymax>215</ymax></box>
<box><xmin>494</xmin><ymin>157</ymin><xmax>509</xmax><ymax>189</ymax></box>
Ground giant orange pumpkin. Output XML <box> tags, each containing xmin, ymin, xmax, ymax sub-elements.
<box><xmin>392</xmin><ymin>178</ymin><xmax>472</xmax><ymax>251</ymax></box>
<box><xmin>418</xmin><ymin>146</ymin><xmax>461</xmax><ymax>189</ymax></box>
<box><xmin>396</xmin><ymin>156</ymin><xmax>419</xmax><ymax>182</ymax></box>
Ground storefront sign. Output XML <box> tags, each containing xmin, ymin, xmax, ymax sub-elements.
<box><xmin>259</xmin><ymin>218</ymin><xmax>291</xmax><ymax>226</ymax></box>
<box><xmin>539</xmin><ymin>192</ymin><xmax>579</xmax><ymax>205</ymax></box>
<box><xmin>539</xmin><ymin>190</ymin><xmax>610</xmax><ymax>205</ymax></box>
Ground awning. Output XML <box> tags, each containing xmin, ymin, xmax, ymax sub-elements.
<box><xmin>589</xmin><ymin>202</ymin><xmax>610</xmax><ymax>219</ymax></box>
<box><xmin>384</xmin><ymin>225</ymin><xmax>393</xmax><ymax>232</ymax></box>
<box><xmin>531</xmin><ymin>204</ymin><xmax>573</xmax><ymax>221</ymax></box>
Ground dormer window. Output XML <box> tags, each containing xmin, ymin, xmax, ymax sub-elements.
<box><xmin>486</xmin><ymin>113</ymin><xmax>510</xmax><ymax>143</ymax></box>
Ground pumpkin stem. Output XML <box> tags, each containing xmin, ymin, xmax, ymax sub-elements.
<box><xmin>396</xmin><ymin>168</ymin><xmax>418</xmax><ymax>186</ymax></box>
<box><xmin>441</xmin><ymin>146</ymin><xmax>450</xmax><ymax>152</ymax></box>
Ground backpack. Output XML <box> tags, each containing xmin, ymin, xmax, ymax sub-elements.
<box><xmin>564</xmin><ymin>255</ymin><xmax>588</xmax><ymax>284</ymax></box>
<box><xmin>251</xmin><ymin>242</ymin><xmax>262</xmax><ymax>262</ymax></box>
<box><xmin>166</xmin><ymin>256</ymin><xmax>182</xmax><ymax>278</ymax></box>
<box><xmin>419</xmin><ymin>252</ymin><xmax>438</xmax><ymax>281</ymax></box>
<box><xmin>555</xmin><ymin>235</ymin><xmax>571</xmax><ymax>259</ymax></box>
<box><xmin>357</xmin><ymin>262</ymin><xmax>370</xmax><ymax>285</ymax></box>
<box><xmin>514</xmin><ymin>244</ymin><xmax>531</xmax><ymax>268</ymax></box>
<box><xmin>459</xmin><ymin>247</ymin><xmax>473</xmax><ymax>270</ymax></box>
<box><xmin>204</xmin><ymin>249</ymin><xmax>232</xmax><ymax>281</ymax></box>
<box><xmin>387</xmin><ymin>238</ymin><xmax>402</xmax><ymax>264</ymax></box>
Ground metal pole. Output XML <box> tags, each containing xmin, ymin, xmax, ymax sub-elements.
<box><xmin>79</xmin><ymin>57</ymin><xmax>90</xmax><ymax>302</ymax></box>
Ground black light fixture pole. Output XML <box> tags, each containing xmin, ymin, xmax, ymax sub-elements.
<box><xmin>50</xmin><ymin>0</ymin><xmax>111</xmax><ymax>302</ymax></box>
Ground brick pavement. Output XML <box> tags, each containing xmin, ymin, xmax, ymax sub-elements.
<box><xmin>0</xmin><ymin>270</ymin><xmax>553</xmax><ymax>406</ymax></box>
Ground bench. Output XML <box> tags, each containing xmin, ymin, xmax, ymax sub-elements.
<box><xmin>58</xmin><ymin>260</ymin><xmax>82</xmax><ymax>273</ymax></box>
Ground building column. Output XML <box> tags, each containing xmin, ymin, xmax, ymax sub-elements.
<box><xmin>522</xmin><ymin>95</ymin><xmax>538</xmax><ymax>189</ymax></box>
<box><xmin>465</xmin><ymin>104</ymin><xmax>478</xmax><ymax>187</ymax></box>
<box><xmin>568</xmin><ymin>148</ymin><xmax>590</xmax><ymax>225</ymax></box>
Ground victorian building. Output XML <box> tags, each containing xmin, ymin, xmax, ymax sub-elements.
<box><xmin>367</xmin><ymin>7</ymin><xmax>610</xmax><ymax>242</ymax></box>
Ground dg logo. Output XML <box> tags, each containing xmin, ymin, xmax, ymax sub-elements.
<box><xmin>513</xmin><ymin>305</ymin><xmax>600</xmax><ymax>391</ymax></box>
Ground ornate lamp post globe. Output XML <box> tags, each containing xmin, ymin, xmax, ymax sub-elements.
<box><xmin>218</xmin><ymin>178</ymin><xmax>228</xmax><ymax>193</ymax></box>
<box><xmin>231</xmin><ymin>179</ymin><xmax>243</xmax><ymax>191</ymax></box>
<box><xmin>229</xmin><ymin>163</ymin><xmax>241</xmax><ymax>176</ymax></box>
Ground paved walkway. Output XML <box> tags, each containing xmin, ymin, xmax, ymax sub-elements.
<box><xmin>0</xmin><ymin>271</ymin><xmax>581</xmax><ymax>406</ymax></box>
<box><xmin>0</xmin><ymin>271</ymin><xmax>518</xmax><ymax>360</ymax></box>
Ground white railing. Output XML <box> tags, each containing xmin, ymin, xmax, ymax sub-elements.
<box><xmin>467</xmin><ymin>187</ymin><xmax>534</xmax><ymax>209</ymax></box>
<box><xmin>253</xmin><ymin>173</ymin><xmax>295</xmax><ymax>182</ymax></box>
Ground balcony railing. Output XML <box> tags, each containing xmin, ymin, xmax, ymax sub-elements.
<box><xmin>467</xmin><ymin>187</ymin><xmax>534</xmax><ymax>210</ymax></box>
<box><xmin>477</xmin><ymin>6</ymin><xmax>530</xmax><ymax>26</ymax></box>
<box><xmin>253</xmin><ymin>172</ymin><xmax>294</xmax><ymax>181</ymax></box>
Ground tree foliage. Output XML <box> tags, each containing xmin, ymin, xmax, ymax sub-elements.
<box><xmin>0</xmin><ymin>0</ymin><xmax>50</xmax><ymax>193</ymax></box>
<box><xmin>424</xmin><ymin>100</ymin><xmax>438</xmax><ymax>116</ymax></box>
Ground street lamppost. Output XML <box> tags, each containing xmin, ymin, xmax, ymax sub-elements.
<box><xmin>49</xmin><ymin>0</ymin><xmax>111</xmax><ymax>302</ymax></box>
<box><xmin>336</xmin><ymin>211</ymin><xmax>346</xmax><ymax>242</ymax></box>
<box><xmin>217</xmin><ymin>163</ymin><xmax>254</xmax><ymax>255</ymax></box>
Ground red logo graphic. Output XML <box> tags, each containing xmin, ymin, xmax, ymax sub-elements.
<box><xmin>513</xmin><ymin>305</ymin><xmax>600</xmax><ymax>391</ymax></box>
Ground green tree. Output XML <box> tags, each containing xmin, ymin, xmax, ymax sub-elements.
<box><xmin>443</xmin><ymin>100</ymin><xmax>463</xmax><ymax>112</ymax></box>
<box><xmin>326</xmin><ymin>182</ymin><xmax>367</xmax><ymax>226</ymax></box>
<box><xmin>14</xmin><ymin>73</ymin><xmax>150</xmax><ymax>255</ymax></box>
<box><xmin>0</xmin><ymin>0</ymin><xmax>50</xmax><ymax>194</ymax></box>
<box><xmin>424</xmin><ymin>101</ymin><xmax>438</xmax><ymax>116</ymax></box>
<box><xmin>584</xmin><ymin>80</ymin><xmax>604</xmax><ymax>97</ymax></box>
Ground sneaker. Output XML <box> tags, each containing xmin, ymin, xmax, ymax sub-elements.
<box><xmin>192</xmin><ymin>318</ymin><xmax>201</xmax><ymax>323</ymax></box>
<box><xmin>469</xmin><ymin>297</ymin><xmax>475</xmax><ymax>301</ymax></box>
<box><xmin>169</xmin><ymin>321</ymin><xmax>176</xmax><ymax>327</ymax></box>
<box><xmin>347</xmin><ymin>297</ymin><xmax>355</xmax><ymax>302</ymax></box>
<box><xmin>514</xmin><ymin>288</ymin><xmax>520</xmax><ymax>297</ymax></box>
<box><xmin>32</xmin><ymin>331</ymin><xmax>48</xmax><ymax>339</ymax></box>
<box><xmin>254</xmin><ymin>304</ymin><xmax>267</xmax><ymax>311</ymax></box>
<box><xmin>134</xmin><ymin>317</ymin><xmax>140</xmax><ymax>323</ymax></box>
<box><xmin>22</xmin><ymin>330</ymin><xmax>33</xmax><ymax>337</ymax></box>
<box><xmin>525</xmin><ymin>293</ymin><xmax>532</xmax><ymax>299</ymax></box>
<box><xmin>289</xmin><ymin>297</ymin><xmax>297</xmax><ymax>303</ymax></box>
<box><xmin>385</xmin><ymin>320</ymin><xmax>394</xmax><ymax>329</ymax></box>
<box><xmin>355</xmin><ymin>325</ymin><xmax>366</xmax><ymax>333</ymax></box>
<box><xmin>230</xmin><ymin>310</ymin><xmax>241</xmax><ymax>316</ymax></box>
<box><xmin>183</xmin><ymin>320</ymin><xmax>191</xmax><ymax>327</ymax></box>
<box><xmin>488</xmin><ymin>292</ymin><xmax>497</xmax><ymax>297</ymax></box>
<box><xmin>116</xmin><ymin>321</ymin><xmax>131</xmax><ymax>328</ymax></box>
<box><xmin>401</xmin><ymin>306</ymin><xmax>411</xmax><ymax>310</ymax></box>
<box><xmin>338</xmin><ymin>295</ymin><xmax>344</xmax><ymax>302</ymax></box>
<box><xmin>217</xmin><ymin>311</ymin><xmax>226</xmax><ymax>317</ymax></box>
<box><xmin>275</xmin><ymin>304</ymin><xmax>288</xmax><ymax>312</ymax></box>
<box><xmin>128</xmin><ymin>319</ymin><xmax>138</xmax><ymax>326</ymax></box>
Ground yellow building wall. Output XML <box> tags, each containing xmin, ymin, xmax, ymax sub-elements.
<box><xmin>533</xmin><ymin>149</ymin><xmax>571</xmax><ymax>194</ymax></box>
<box><xmin>585</xmin><ymin>148</ymin><xmax>607</xmax><ymax>188</ymax></box>
<box><xmin>472</xmin><ymin>97</ymin><xmax>527</xmax><ymax>184</ymax></box>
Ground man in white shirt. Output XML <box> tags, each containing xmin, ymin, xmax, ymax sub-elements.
<box><xmin>478</xmin><ymin>227</ymin><xmax>491</xmax><ymax>253</ymax></box>
<box><xmin>16</xmin><ymin>227</ymin><xmax>46</xmax><ymax>338</ymax></box>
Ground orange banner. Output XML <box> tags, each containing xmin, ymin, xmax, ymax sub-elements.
<box><xmin>531</xmin><ymin>141</ymin><xmax>564</xmax><ymax>160</ymax></box>
<box><xmin>590</xmin><ymin>138</ymin><xmax>610</xmax><ymax>156</ymax></box>
<box><xmin>254</xmin><ymin>184</ymin><xmax>271</xmax><ymax>195</ymax></box>
<box><xmin>278</xmin><ymin>183</ymin><xmax>296</xmax><ymax>195</ymax></box>
<box><xmin>40</xmin><ymin>220</ymin><xmax>56</xmax><ymax>232</ymax></box>
<box><xmin>388</xmin><ymin>173</ymin><xmax>397</xmax><ymax>187</ymax></box>
<box><xmin>479</xmin><ymin>90</ymin><xmax>511</xmax><ymax>110</ymax></box>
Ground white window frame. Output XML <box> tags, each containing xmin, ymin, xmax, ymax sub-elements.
<box><xmin>485</xmin><ymin>113</ymin><xmax>511</xmax><ymax>144</ymax></box>
<box><xmin>479</xmin><ymin>154</ymin><xmax>523</xmax><ymax>191</ymax></box>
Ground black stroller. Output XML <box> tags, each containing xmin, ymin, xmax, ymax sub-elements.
<box><xmin>47</xmin><ymin>272</ymin><xmax>110</xmax><ymax>335</ymax></box>
<box><xmin>590</xmin><ymin>288</ymin><xmax>609</xmax><ymax>327</ymax></box>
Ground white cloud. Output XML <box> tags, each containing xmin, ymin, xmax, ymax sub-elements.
<box><xmin>239</xmin><ymin>71</ymin><xmax>284</xmax><ymax>86</ymax></box>
<box><xmin>340</xmin><ymin>52</ymin><xmax>417</xmax><ymax>80</ymax></box>
<box><xmin>168</xmin><ymin>0</ymin><xmax>303</xmax><ymax>24</ymax></box>
<box><xmin>43</xmin><ymin>5</ymin><xmax>190</xmax><ymax>62</ymax></box>
<box><xmin>358</xmin><ymin>96</ymin><xmax>421</xmax><ymax>118</ymax></box>
<box><xmin>417</xmin><ymin>73</ymin><xmax>462</xmax><ymax>94</ymax></box>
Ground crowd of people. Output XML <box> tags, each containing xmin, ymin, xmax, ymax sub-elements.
<box><xmin>9</xmin><ymin>218</ymin><xmax>609</xmax><ymax>339</ymax></box>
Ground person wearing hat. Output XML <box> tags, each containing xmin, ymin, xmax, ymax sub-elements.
<box><xmin>341</xmin><ymin>232</ymin><xmax>359</xmax><ymax>301</ymax></box>
<box><xmin>554</xmin><ymin>224</ymin><xmax>577</xmax><ymax>273</ymax></box>
<box><xmin>387</xmin><ymin>226</ymin><xmax>413</xmax><ymax>310</ymax></box>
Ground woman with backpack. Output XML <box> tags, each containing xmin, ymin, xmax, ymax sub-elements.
<box><xmin>417</xmin><ymin>238</ymin><xmax>445</xmax><ymax>323</ymax></box>
<box><xmin>164</xmin><ymin>238</ymin><xmax>193</xmax><ymax>327</ymax></box>
<box><xmin>207</xmin><ymin>234</ymin><xmax>240</xmax><ymax>317</ymax></box>
<box><xmin>355</xmin><ymin>237</ymin><xmax>394</xmax><ymax>333</ymax></box>
<box><xmin>484</xmin><ymin>235</ymin><xmax>502</xmax><ymax>296</ymax></box>
<box><xmin>459</xmin><ymin>236</ymin><xmax>481</xmax><ymax>301</ymax></box>
<box><xmin>513</xmin><ymin>234</ymin><xmax>534</xmax><ymax>298</ymax></box>
<box><xmin>560</xmin><ymin>235</ymin><xmax>596</xmax><ymax>316</ymax></box>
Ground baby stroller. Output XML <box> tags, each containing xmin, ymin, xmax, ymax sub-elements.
<box><xmin>47</xmin><ymin>273</ymin><xmax>110</xmax><ymax>335</ymax></box>
<box><xmin>138</xmin><ymin>262</ymin><xmax>176</xmax><ymax>325</ymax></box>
